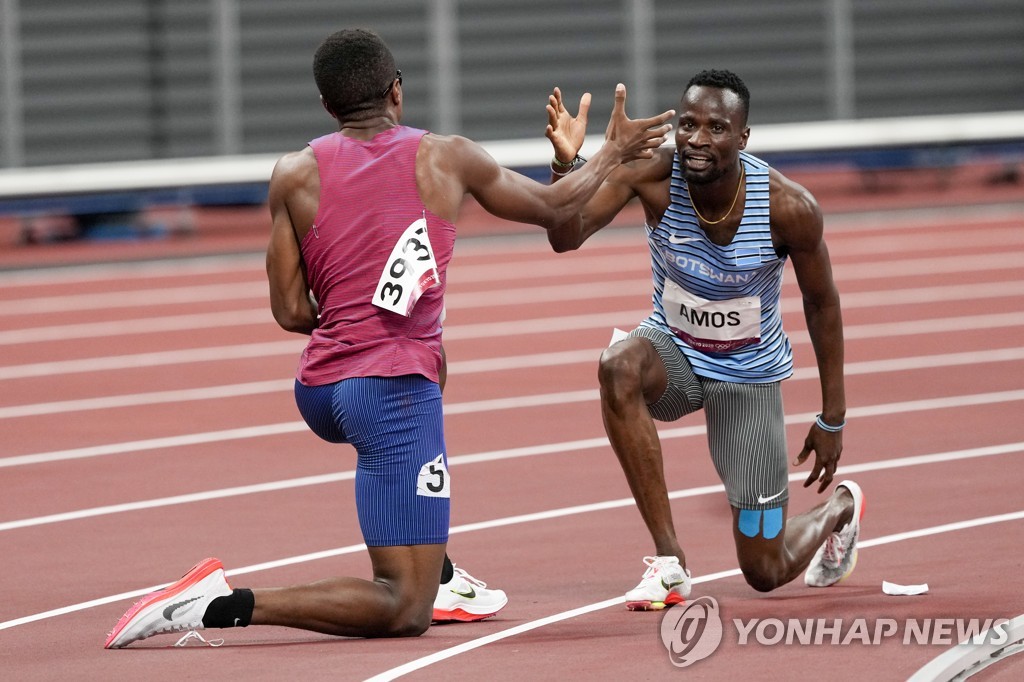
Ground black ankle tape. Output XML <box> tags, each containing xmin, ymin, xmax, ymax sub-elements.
<box><xmin>202</xmin><ymin>588</ymin><xmax>255</xmax><ymax>629</ymax></box>
<box><xmin>440</xmin><ymin>554</ymin><xmax>454</xmax><ymax>584</ymax></box>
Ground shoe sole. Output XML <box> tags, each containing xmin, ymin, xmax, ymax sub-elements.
<box><xmin>838</xmin><ymin>548</ymin><xmax>859</xmax><ymax>584</ymax></box>
<box><xmin>806</xmin><ymin>481</ymin><xmax>866</xmax><ymax>588</ymax></box>
<box><xmin>104</xmin><ymin>557</ymin><xmax>224</xmax><ymax>649</ymax></box>
<box><xmin>625</xmin><ymin>592</ymin><xmax>686</xmax><ymax>611</ymax></box>
<box><xmin>432</xmin><ymin>607</ymin><xmax>500</xmax><ymax>623</ymax></box>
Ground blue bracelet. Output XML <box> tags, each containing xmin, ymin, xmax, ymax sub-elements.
<box><xmin>815</xmin><ymin>413</ymin><xmax>845</xmax><ymax>432</ymax></box>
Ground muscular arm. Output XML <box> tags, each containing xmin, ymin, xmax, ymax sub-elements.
<box><xmin>418</xmin><ymin>84</ymin><xmax>673</xmax><ymax>230</ymax></box>
<box><xmin>417</xmin><ymin>135</ymin><xmax>621</xmax><ymax>227</ymax></box>
<box><xmin>266</xmin><ymin>150</ymin><xmax>319</xmax><ymax>335</ymax></box>
<box><xmin>546</xmin><ymin>151</ymin><xmax>672</xmax><ymax>252</ymax></box>
<box><xmin>774</xmin><ymin>171</ymin><xmax>846</xmax><ymax>491</ymax></box>
<box><xmin>541</xmin><ymin>86</ymin><xmax>673</xmax><ymax>252</ymax></box>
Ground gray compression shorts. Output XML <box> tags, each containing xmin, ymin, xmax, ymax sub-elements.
<box><xmin>626</xmin><ymin>326</ymin><xmax>789</xmax><ymax>511</ymax></box>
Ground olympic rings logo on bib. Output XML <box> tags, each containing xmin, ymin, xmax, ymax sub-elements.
<box><xmin>373</xmin><ymin>216</ymin><xmax>440</xmax><ymax>317</ymax></box>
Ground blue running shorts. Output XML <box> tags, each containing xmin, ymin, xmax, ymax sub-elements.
<box><xmin>294</xmin><ymin>375</ymin><xmax>450</xmax><ymax>547</ymax></box>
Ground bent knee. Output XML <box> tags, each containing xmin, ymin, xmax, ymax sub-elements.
<box><xmin>599</xmin><ymin>344</ymin><xmax>637</xmax><ymax>383</ymax></box>
<box><xmin>380</xmin><ymin>610</ymin><xmax>432</xmax><ymax>637</ymax></box>
<box><xmin>739</xmin><ymin>558</ymin><xmax>786</xmax><ymax>593</ymax></box>
<box><xmin>743</xmin><ymin>571</ymin><xmax>783</xmax><ymax>593</ymax></box>
<box><xmin>598</xmin><ymin>340</ymin><xmax>652</xmax><ymax>394</ymax></box>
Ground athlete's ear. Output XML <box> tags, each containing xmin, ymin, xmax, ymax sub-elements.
<box><xmin>738</xmin><ymin>127</ymin><xmax>750</xmax><ymax>151</ymax></box>
<box><xmin>320</xmin><ymin>95</ymin><xmax>337</xmax><ymax>120</ymax></box>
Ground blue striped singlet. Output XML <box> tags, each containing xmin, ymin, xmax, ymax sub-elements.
<box><xmin>639</xmin><ymin>151</ymin><xmax>793</xmax><ymax>383</ymax></box>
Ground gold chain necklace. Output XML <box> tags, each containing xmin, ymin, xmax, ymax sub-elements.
<box><xmin>691</xmin><ymin>166</ymin><xmax>744</xmax><ymax>225</ymax></box>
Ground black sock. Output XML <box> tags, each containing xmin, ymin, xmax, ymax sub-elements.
<box><xmin>202</xmin><ymin>588</ymin><xmax>255</xmax><ymax>629</ymax></box>
<box><xmin>440</xmin><ymin>554</ymin><xmax>454</xmax><ymax>584</ymax></box>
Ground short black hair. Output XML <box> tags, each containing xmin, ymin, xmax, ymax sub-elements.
<box><xmin>685</xmin><ymin>69</ymin><xmax>750</xmax><ymax>125</ymax></box>
<box><xmin>313</xmin><ymin>29</ymin><xmax>397</xmax><ymax>120</ymax></box>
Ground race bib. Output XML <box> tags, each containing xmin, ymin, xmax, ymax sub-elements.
<box><xmin>373</xmin><ymin>217</ymin><xmax>440</xmax><ymax>316</ymax></box>
<box><xmin>416</xmin><ymin>454</ymin><xmax>450</xmax><ymax>498</ymax></box>
<box><xmin>663</xmin><ymin>279</ymin><xmax>761</xmax><ymax>352</ymax></box>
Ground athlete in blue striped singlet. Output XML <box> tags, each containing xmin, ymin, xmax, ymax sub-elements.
<box><xmin>545</xmin><ymin>70</ymin><xmax>865</xmax><ymax>609</ymax></box>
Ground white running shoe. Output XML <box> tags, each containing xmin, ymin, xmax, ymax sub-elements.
<box><xmin>105</xmin><ymin>557</ymin><xmax>233</xmax><ymax>649</ymax></box>
<box><xmin>805</xmin><ymin>481</ymin><xmax>867</xmax><ymax>587</ymax></box>
<box><xmin>625</xmin><ymin>556</ymin><xmax>691</xmax><ymax>611</ymax></box>
<box><xmin>432</xmin><ymin>565</ymin><xmax>508</xmax><ymax>623</ymax></box>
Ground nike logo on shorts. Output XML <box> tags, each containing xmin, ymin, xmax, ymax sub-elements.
<box><xmin>757</xmin><ymin>490</ymin><xmax>785</xmax><ymax>504</ymax></box>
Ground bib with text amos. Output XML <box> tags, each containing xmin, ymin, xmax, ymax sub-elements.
<box><xmin>663</xmin><ymin>278</ymin><xmax>761</xmax><ymax>353</ymax></box>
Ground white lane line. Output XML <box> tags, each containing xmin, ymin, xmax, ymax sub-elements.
<box><xmin>0</xmin><ymin>309</ymin><xmax>273</xmax><ymax>345</ymax></box>
<box><xmin>4</xmin><ymin>276</ymin><xmax>1024</xmax><ymax>378</ymax></box>
<box><xmin>2</xmin><ymin>248</ymin><xmax>1022</xmax><ymax>317</ymax></box>
<box><xmin>366</xmin><ymin>511</ymin><xmax>1024</xmax><ymax>682</ymax></box>
<box><xmin>5</xmin><ymin>352</ymin><xmax>1024</xmax><ymax>470</ymax></box>
<box><xmin>0</xmin><ymin>379</ymin><xmax>295</xmax><ymax>419</ymax></box>
<box><xmin>4</xmin><ymin>270</ymin><xmax>1021</xmax><ymax>345</ymax></box>
<box><xmin>832</xmin><ymin>225</ymin><xmax>1024</xmax><ymax>256</ymax></box>
<box><xmin>3</xmin><ymin>484</ymin><xmax>1021</xmax><ymax>654</ymax></box>
<box><xmin>8</xmin><ymin>366</ymin><xmax>1024</xmax><ymax>466</ymax></box>
<box><xmin>1</xmin><ymin>373</ymin><xmax>1021</xmax><ymax>531</ymax></box>
<box><xmin>0</xmin><ymin>254</ymin><xmax>265</xmax><ymax>287</ymax></box>
<box><xmin>0</xmin><ymin>228</ymin><xmax>639</xmax><ymax>289</ymax></box>
<box><xmin>0</xmin><ymin>202</ymin><xmax>1017</xmax><ymax>289</ymax></box>
<box><xmin>0</xmin><ymin>281</ymin><xmax>266</xmax><ymax>315</ymax></box>
<box><xmin>0</xmin><ymin>340</ymin><xmax>305</xmax><ymax>380</ymax></box>
<box><xmin>6</xmin><ymin>312</ymin><xmax>1024</xmax><ymax>418</ymax></box>
<box><xmin>791</xmin><ymin>346</ymin><xmax>1024</xmax><ymax>380</ymax></box>
<box><xmin>0</xmin><ymin>254</ymin><xmax>645</xmax><ymax>316</ymax></box>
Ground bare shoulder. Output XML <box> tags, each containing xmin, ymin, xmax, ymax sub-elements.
<box><xmin>769</xmin><ymin>167</ymin><xmax>823</xmax><ymax>250</ymax></box>
<box><xmin>270</xmin><ymin>147</ymin><xmax>318</xmax><ymax>192</ymax></box>
<box><xmin>418</xmin><ymin>132</ymin><xmax>491</xmax><ymax>167</ymax></box>
<box><xmin>416</xmin><ymin>133</ymin><xmax>492</xmax><ymax>222</ymax></box>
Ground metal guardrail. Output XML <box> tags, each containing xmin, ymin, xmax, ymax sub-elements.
<box><xmin>0</xmin><ymin>111</ymin><xmax>1021</xmax><ymax>214</ymax></box>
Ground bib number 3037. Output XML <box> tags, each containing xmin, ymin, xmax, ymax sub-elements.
<box><xmin>373</xmin><ymin>217</ymin><xmax>440</xmax><ymax>316</ymax></box>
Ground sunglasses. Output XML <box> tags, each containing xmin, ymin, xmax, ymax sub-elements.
<box><xmin>380</xmin><ymin>69</ymin><xmax>402</xmax><ymax>98</ymax></box>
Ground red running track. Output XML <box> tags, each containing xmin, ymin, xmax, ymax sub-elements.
<box><xmin>2</xmin><ymin>200</ymin><xmax>1024</xmax><ymax>681</ymax></box>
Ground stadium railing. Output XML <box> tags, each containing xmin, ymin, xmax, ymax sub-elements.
<box><xmin>0</xmin><ymin>110</ymin><xmax>1021</xmax><ymax>242</ymax></box>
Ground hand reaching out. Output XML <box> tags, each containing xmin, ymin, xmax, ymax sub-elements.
<box><xmin>603</xmin><ymin>83</ymin><xmax>674</xmax><ymax>164</ymax></box>
<box><xmin>545</xmin><ymin>87</ymin><xmax>591</xmax><ymax>164</ymax></box>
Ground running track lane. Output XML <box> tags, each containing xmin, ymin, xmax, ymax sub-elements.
<box><xmin>1</xmin><ymin>204</ymin><xmax>1024</xmax><ymax>680</ymax></box>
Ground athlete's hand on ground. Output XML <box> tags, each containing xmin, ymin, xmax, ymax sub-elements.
<box><xmin>602</xmin><ymin>83</ymin><xmax>674</xmax><ymax>164</ymax></box>
<box><xmin>794</xmin><ymin>426</ymin><xmax>843</xmax><ymax>493</ymax></box>
<box><xmin>545</xmin><ymin>87</ymin><xmax>590</xmax><ymax>165</ymax></box>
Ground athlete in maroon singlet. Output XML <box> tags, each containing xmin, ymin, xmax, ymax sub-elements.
<box><xmin>103</xmin><ymin>27</ymin><xmax>674</xmax><ymax>648</ymax></box>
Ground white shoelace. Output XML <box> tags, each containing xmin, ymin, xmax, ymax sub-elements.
<box><xmin>641</xmin><ymin>555</ymin><xmax>676</xmax><ymax>578</ymax></box>
<box><xmin>174</xmin><ymin>630</ymin><xmax>224</xmax><ymax>647</ymax></box>
<box><xmin>452</xmin><ymin>566</ymin><xmax>487</xmax><ymax>588</ymax></box>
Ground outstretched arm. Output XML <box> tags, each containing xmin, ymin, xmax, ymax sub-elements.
<box><xmin>543</xmin><ymin>86</ymin><xmax>665</xmax><ymax>252</ymax></box>
<box><xmin>780</xmin><ymin>174</ymin><xmax>846</xmax><ymax>493</ymax></box>
<box><xmin>422</xmin><ymin>84</ymin><xmax>672</xmax><ymax>230</ymax></box>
